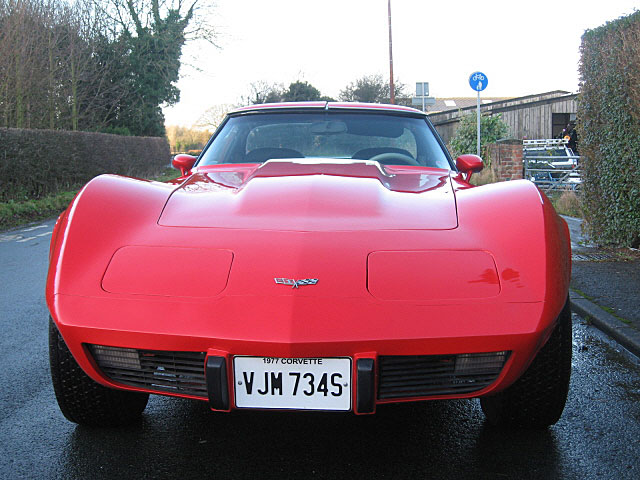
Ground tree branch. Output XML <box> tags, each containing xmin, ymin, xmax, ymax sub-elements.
<box><xmin>125</xmin><ymin>0</ymin><xmax>144</xmax><ymax>35</ymax></box>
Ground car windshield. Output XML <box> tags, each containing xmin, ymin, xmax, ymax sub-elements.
<box><xmin>197</xmin><ymin>111</ymin><xmax>452</xmax><ymax>169</ymax></box>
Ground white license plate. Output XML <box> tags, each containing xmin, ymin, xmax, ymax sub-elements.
<box><xmin>233</xmin><ymin>357</ymin><xmax>352</xmax><ymax>411</ymax></box>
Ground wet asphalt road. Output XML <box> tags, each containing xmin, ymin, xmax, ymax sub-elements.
<box><xmin>1</xmin><ymin>220</ymin><xmax>640</xmax><ymax>479</ymax></box>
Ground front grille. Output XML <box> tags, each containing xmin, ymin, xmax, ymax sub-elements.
<box><xmin>88</xmin><ymin>345</ymin><xmax>207</xmax><ymax>398</ymax></box>
<box><xmin>378</xmin><ymin>352</ymin><xmax>510</xmax><ymax>400</ymax></box>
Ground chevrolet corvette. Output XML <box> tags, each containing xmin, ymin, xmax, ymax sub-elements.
<box><xmin>47</xmin><ymin>102</ymin><xmax>572</xmax><ymax>428</ymax></box>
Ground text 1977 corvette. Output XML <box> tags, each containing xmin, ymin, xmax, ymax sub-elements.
<box><xmin>47</xmin><ymin>102</ymin><xmax>572</xmax><ymax>428</ymax></box>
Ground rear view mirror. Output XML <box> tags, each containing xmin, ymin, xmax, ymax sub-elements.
<box><xmin>172</xmin><ymin>154</ymin><xmax>198</xmax><ymax>176</ymax></box>
<box><xmin>455</xmin><ymin>154</ymin><xmax>484</xmax><ymax>182</ymax></box>
<box><xmin>310</xmin><ymin>121</ymin><xmax>347</xmax><ymax>135</ymax></box>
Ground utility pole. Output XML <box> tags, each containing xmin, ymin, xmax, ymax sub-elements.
<box><xmin>388</xmin><ymin>0</ymin><xmax>395</xmax><ymax>104</ymax></box>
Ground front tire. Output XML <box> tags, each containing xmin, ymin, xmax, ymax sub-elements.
<box><xmin>49</xmin><ymin>318</ymin><xmax>149</xmax><ymax>427</ymax></box>
<box><xmin>480</xmin><ymin>298</ymin><xmax>572</xmax><ymax>428</ymax></box>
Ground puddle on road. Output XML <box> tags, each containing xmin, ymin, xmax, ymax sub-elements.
<box><xmin>573</xmin><ymin>314</ymin><xmax>639</xmax><ymax>365</ymax></box>
<box><xmin>572</xmin><ymin>313</ymin><xmax>640</xmax><ymax>411</ymax></box>
<box><xmin>572</xmin><ymin>252</ymin><xmax>617</xmax><ymax>261</ymax></box>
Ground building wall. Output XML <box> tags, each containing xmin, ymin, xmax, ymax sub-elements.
<box><xmin>500</xmin><ymin>98</ymin><xmax>577</xmax><ymax>140</ymax></box>
<box><xmin>429</xmin><ymin>92</ymin><xmax>577</xmax><ymax>145</ymax></box>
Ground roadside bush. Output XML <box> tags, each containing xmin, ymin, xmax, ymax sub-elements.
<box><xmin>578</xmin><ymin>11</ymin><xmax>640</xmax><ymax>247</ymax></box>
<box><xmin>0</xmin><ymin>128</ymin><xmax>170</xmax><ymax>202</ymax></box>
<box><xmin>553</xmin><ymin>191</ymin><xmax>583</xmax><ymax>218</ymax></box>
<box><xmin>449</xmin><ymin>112</ymin><xmax>509</xmax><ymax>161</ymax></box>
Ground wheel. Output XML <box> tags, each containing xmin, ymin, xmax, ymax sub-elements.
<box><xmin>480</xmin><ymin>297</ymin><xmax>572</xmax><ymax>428</ymax></box>
<box><xmin>49</xmin><ymin>317</ymin><xmax>149</xmax><ymax>427</ymax></box>
<box><xmin>368</xmin><ymin>152</ymin><xmax>420</xmax><ymax>166</ymax></box>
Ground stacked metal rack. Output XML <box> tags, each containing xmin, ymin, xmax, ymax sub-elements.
<box><xmin>523</xmin><ymin>139</ymin><xmax>581</xmax><ymax>191</ymax></box>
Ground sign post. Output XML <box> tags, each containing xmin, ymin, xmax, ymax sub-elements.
<box><xmin>468</xmin><ymin>72</ymin><xmax>488</xmax><ymax>156</ymax></box>
<box><xmin>412</xmin><ymin>82</ymin><xmax>435</xmax><ymax>112</ymax></box>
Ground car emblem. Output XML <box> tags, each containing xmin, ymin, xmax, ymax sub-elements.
<box><xmin>274</xmin><ymin>278</ymin><xmax>318</xmax><ymax>289</ymax></box>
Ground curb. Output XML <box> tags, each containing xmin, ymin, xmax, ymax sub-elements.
<box><xmin>570</xmin><ymin>290</ymin><xmax>640</xmax><ymax>359</ymax></box>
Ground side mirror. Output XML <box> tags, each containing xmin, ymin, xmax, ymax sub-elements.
<box><xmin>172</xmin><ymin>154</ymin><xmax>198</xmax><ymax>176</ymax></box>
<box><xmin>455</xmin><ymin>154</ymin><xmax>484</xmax><ymax>182</ymax></box>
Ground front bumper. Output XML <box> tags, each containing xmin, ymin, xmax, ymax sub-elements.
<box><xmin>51</xmin><ymin>293</ymin><xmax>558</xmax><ymax>414</ymax></box>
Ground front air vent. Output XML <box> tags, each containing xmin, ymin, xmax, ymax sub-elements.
<box><xmin>89</xmin><ymin>345</ymin><xmax>207</xmax><ymax>398</ymax></box>
<box><xmin>378</xmin><ymin>351</ymin><xmax>510</xmax><ymax>400</ymax></box>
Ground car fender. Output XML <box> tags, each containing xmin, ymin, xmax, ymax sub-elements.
<box><xmin>46</xmin><ymin>174</ymin><xmax>174</xmax><ymax>321</ymax></box>
<box><xmin>455</xmin><ymin>178</ymin><xmax>571</xmax><ymax>352</ymax></box>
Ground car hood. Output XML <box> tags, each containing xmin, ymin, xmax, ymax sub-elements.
<box><xmin>158</xmin><ymin>159</ymin><xmax>458</xmax><ymax>231</ymax></box>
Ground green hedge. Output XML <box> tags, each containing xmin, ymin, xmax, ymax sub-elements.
<box><xmin>578</xmin><ymin>11</ymin><xmax>640</xmax><ymax>247</ymax></box>
<box><xmin>0</xmin><ymin>128</ymin><xmax>171</xmax><ymax>202</ymax></box>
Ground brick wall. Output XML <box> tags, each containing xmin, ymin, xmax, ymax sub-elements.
<box><xmin>486</xmin><ymin>141</ymin><xmax>523</xmax><ymax>181</ymax></box>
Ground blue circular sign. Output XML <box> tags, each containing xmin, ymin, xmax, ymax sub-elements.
<box><xmin>469</xmin><ymin>71</ymin><xmax>488</xmax><ymax>91</ymax></box>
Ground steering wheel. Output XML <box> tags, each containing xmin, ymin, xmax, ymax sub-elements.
<box><xmin>368</xmin><ymin>152</ymin><xmax>420</xmax><ymax>166</ymax></box>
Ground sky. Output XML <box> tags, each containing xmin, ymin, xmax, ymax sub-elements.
<box><xmin>163</xmin><ymin>0</ymin><xmax>639</xmax><ymax>127</ymax></box>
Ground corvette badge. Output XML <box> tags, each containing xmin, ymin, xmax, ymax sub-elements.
<box><xmin>274</xmin><ymin>278</ymin><xmax>318</xmax><ymax>288</ymax></box>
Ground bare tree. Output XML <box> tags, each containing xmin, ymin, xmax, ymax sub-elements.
<box><xmin>196</xmin><ymin>103</ymin><xmax>233</xmax><ymax>129</ymax></box>
<box><xmin>0</xmin><ymin>0</ymin><xmax>124</xmax><ymax>131</ymax></box>
<box><xmin>93</xmin><ymin>0</ymin><xmax>217</xmax><ymax>43</ymax></box>
<box><xmin>0</xmin><ymin>0</ymin><xmax>218</xmax><ymax>134</ymax></box>
<box><xmin>239</xmin><ymin>81</ymin><xmax>285</xmax><ymax>105</ymax></box>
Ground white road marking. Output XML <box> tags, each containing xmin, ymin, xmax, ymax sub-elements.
<box><xmin>0</xmin><ymin>234</ymin><xmax>22</xmax><ymax>243</ymax></box>
<box><xmin>20</xmin><ymin>225</ymin><xmax>49</xmax><ymax>233</ymax></box>
<box><xmin>1</xmin><ymin>223</ymin><xmax>53</xmax><ymax>243</ymax></box>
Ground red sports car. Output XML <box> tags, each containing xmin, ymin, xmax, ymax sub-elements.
<box><xmin>47</xmin><ymin>102</ymin><xmax>572</xmax><ymax>428</ymax></box>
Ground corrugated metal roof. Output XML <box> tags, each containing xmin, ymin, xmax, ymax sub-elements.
<box><xmin>427</xmin><ymin>97</ymin><xmax>513</xmax><ymax>113</ymax></box>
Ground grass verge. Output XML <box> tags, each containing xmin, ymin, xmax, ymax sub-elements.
<box><xmin>0</xmin><ymin>167</ymin><xmax>180</xmax><ymax>231</ymax></box>
<box><xmin>0</xmin><ymin>191</ymin><xmax>79</xmax><ymax>230</ymax></box>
